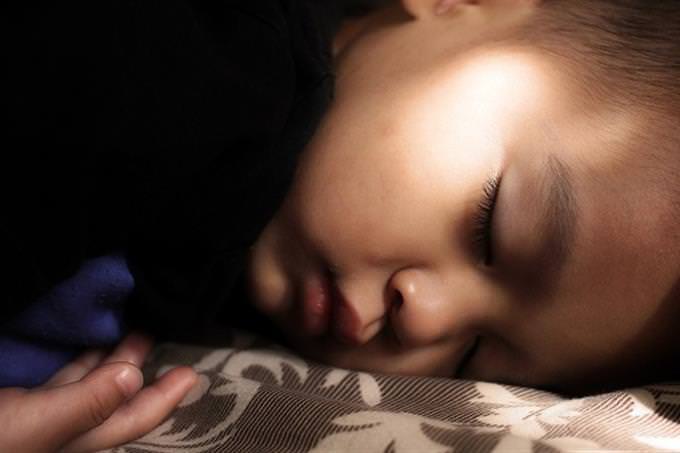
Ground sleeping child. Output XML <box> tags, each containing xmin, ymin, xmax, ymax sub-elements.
<box><xmin>247</xmin><ymin>0</ymin><xmax>680</xmax><ymax>393</ymax></box>
<box><xmin>2</xmin><ymin>0</ymin><xmax>679</xmax><ymax>451</ymax></box>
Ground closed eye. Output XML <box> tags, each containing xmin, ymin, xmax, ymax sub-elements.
<box><xmin>473</xmin><ymin>175</ymin><xmax>501</xmax><ymax>266</ymax></box>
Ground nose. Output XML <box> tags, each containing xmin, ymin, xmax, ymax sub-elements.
<box><xmin>335</xmin><ymin>267</ymin><xmax>474</xmax><ymax>347</ymax></box>
<box><xmin>386</xmin><ymin>268</ymin><xmax>467</xmax><ymax>347</ymax></box>
<box><xmin>331</xmin><ymin>275</ymin><xmax>389</xmax><ymax>345</ymax></box>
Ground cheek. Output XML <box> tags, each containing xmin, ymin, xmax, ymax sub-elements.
<box><xmin>461</xmin><ymin>337</ymin><xmax>536</xmax><ymax>386</ymax></box>
<box><xmin>293</xmin><ymin>337</ymin><xmax>461</xmax><ymax>376</ymax></box>
<box><xmin>506</xmin><ymin>233</ymin><xmax>670</xmax><ymax>385</ymax></box>
<box><xmin>247</xmin><ymin>222</ymin><xmax>293</xmax><ymax>316</ymax></box>
<box><xmin>569</xmin><ymin>188</ymin><xmax>671</xmax><ymax>333</ymax></box>
<box><xmin>288</xmin><ymin>140</ymin><xmax>406</xmax><ymax>259</ymax></box>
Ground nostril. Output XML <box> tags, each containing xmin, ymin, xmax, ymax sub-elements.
<box><xmin>387</xmin><ymin>268</ymin><xmax>457</xmax><ymax>347</ymax></box>
<box><xmin>385</xmin><ymin>284</ymin><xmax>404</xmax><ymax>313</ymax></box>
<box><xmin>392</xmin><ymin>290</ymin><xmax>404</xmax><ymax>311</ymax></box>
<box><xmin>386</xmin><ymin>289</ymin><xmax>405</xmax><ymax>347</ymax></box>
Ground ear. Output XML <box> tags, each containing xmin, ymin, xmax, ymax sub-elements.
<box><xmin>401</xmin><ymin>0</ymin><xmax>540</xmax><ymax>20</ymax></box>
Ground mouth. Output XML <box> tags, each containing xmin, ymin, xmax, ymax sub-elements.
<box><xmin>301</xmin><ymin>271</ymin><xmax>362</xmax><ymax>344</ymax></box>
<box><xmin>300</xmin><ymin>273</ymin><xmax>333</xmax><ymax>337</ymax></box>
<box><xmin>297</xmin><ymin>274</ymin><xmax>482</xmax><ymax>378</ymax></box>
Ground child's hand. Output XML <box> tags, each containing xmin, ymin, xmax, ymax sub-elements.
<box><xmin>0</xmin><ymin>333</ymin><xmax>197</xmax><ymax>453</ymax></box>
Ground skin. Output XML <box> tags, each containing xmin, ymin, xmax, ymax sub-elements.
<box><xmin>0</xmin><ymin>334</ymin><xmax>197</xmax><ymax>452</ymax></box>
<box><xmin>249</xmin><ymin>0</ymin><xmax>680</xmax><ymax>394</ymax></box>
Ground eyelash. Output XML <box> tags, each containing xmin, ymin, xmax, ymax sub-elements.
<box><xmin>473</xmin><ymin>175</ymin><xmax>501</xmax><ymax>266</ymax></box>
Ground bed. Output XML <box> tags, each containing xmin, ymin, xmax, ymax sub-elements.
<box><xmin>104</xmin><ymin>329</ymin><xmax>680</xmax><ymax>452</ymax></box>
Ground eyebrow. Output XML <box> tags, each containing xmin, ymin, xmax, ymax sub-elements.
<box><xmin>536</xmin><ymin>154</ymin><xmax>579</xmax><ymax>279</ymax></box>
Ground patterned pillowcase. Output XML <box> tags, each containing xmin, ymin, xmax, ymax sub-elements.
<box><xmin>115</xmin><ymin>329</ymin><xmax>680</xmax><ymax>453</ymax></box>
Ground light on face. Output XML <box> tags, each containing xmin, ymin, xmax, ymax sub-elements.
<box><xmin>393</xmin><ymin>50</ymin><xmax>554</xmax><ymax>183</ymax></box>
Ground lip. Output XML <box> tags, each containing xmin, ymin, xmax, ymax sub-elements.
<box><xmin>301</xmin><ymin>272</ymin><xmax>362</xmax><ymax>344</ymax></box>
<box><xmin>301</xmin><ymin>274</ymin><xmax>333</xmax><ymax>337</ymax></box>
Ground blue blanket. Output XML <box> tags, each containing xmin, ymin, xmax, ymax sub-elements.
<box><xmin>0</xmin><ymin>255</ymin><xmax>133</xmax><ymax>387</ymax></box>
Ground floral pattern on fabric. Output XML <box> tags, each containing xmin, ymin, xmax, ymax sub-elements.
<box><xmin>109</xmin><ymin>330</ymin><xmax>680</xmax><ymax>453</ymax></box>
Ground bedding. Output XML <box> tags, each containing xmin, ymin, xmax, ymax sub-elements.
<box><xmin>108</xmin><ymin>329</ymin><xmax>680</xmax><ymax>452</ymax></box>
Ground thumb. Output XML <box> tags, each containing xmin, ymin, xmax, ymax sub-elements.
<box><xmin>31</xmin><ymin>362</ymin><xmax>143</xmax><ymax>449</ymax></box>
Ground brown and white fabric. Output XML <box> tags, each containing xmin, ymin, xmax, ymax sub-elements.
<box><xmin>108</xmin><ymin>330</ymin><xmax>680</xmax><ymax>452</ymax></box>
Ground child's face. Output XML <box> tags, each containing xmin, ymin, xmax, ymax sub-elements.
<box><xmin>248</xmin><ymin>2</ymin><xmax>680</xmax><ymax>392</ymax></box>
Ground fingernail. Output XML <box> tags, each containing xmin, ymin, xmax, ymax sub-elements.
<box><xmin>115</xmin><ymin>367</ymin><xmax>143</xmax><ymax>398</ymax></box>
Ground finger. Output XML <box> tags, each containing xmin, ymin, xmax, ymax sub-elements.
<box><xmin>29</xmin><ymin>362</ymin><xmax>144</xmax><ymax>449</ymax></box>
<box><xmin>103</xmin><ymin>332</ymin><xmax>154</xmax><ymax>368</ymax></box>
<box><xmin>45</xmin><ymin>332</ymin><xmax>153</xmax><ymax>389</ymax></box>
<box><xmin>44</xmin><ymin>349</ymin><xmax>106</xmax><ymax>387</ymax></box>
<box><xmin>61</xmin><ymin>367</ymin><xmax>198</xmax><ymax>453</ymax></box>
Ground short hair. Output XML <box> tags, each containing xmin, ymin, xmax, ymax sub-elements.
<box><xmin>513</xmin><ymin>0</ymin><xmax>680</xmax><ymax>224</ymax></box>
<box><xmin>519</xmin><ymin>1</ymin><xmax>680</xmax><ymax>111</ymax></box>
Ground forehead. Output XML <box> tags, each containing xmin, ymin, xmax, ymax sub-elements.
<box><xmin>337</xmin><ymin>21</ymin><xmax>554</xmax><ymax>100</ymax></box>
<box><xmin>334</xmin><ymin>24</ymin><xmax>568</xmax><ymax>144</ymax></box>
<box><xmin>313</xmin><ymin>49</ymin><xmax>558</xmax><ymax>182</ymax></box>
